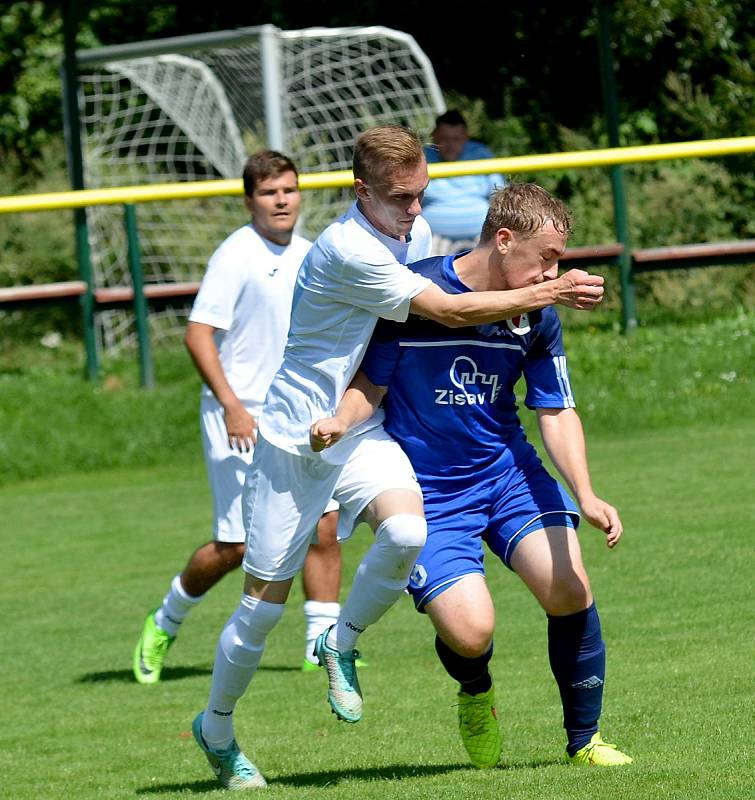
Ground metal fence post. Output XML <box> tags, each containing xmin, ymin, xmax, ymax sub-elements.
<box><xmin>123</xmin><ymin>204</ymin><xmax>154</xmax><ymax>389</ymax></box>
<box><xmin>61</xmin><ymin>0</ymin><xmax>99</xmax><ymax>377</ymax></box>
<box><xmin>597</xmin><ymin>2</ymin><xmax>638</xmax><ymax>331</ymax></box>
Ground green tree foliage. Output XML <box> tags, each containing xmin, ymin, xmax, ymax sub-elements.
<box><xmin>1</xmin><ymin>1</ymin><xmax>751</xmax><ymax>163</ymax></box>
<box><xmin>0</xmin><ymin>2</ymin><xmax>66</xmax><ymax>164</ymax></box>
<box><xmin>0</xmin><ymin>0</ymin><xmax>752</xmax><ymax>336</ymax></box>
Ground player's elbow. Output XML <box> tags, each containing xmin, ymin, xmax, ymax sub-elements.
<box><xmin>183</xmin><ymin>325</ymin><xmax>196</xmax><ymax>354</ymax></box>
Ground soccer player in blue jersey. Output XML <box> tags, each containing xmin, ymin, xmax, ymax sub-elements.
<box><xmin>311</xmin><ymin>182</ymin><xmax>633</xmax><ymax>769</ymax></box>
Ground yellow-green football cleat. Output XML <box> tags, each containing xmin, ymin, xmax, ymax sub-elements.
<box><xmin>133</xmin><ymin>609</ymin><xmax>174</xmax><ymax>685</ymax></box>
<box><xmin>569</xmin><ymin>732</ymin><xmax>633</xmax><ymax>766</ymax></box>
<box><xmin>457</xmin><ymin>686</ymin><xmax>502</xmax><ymax>768</ymax></box>
<box><xmin>192</xmin><ymin>712</ymin><xmax>267</xmax><ymax>790</ymax></box>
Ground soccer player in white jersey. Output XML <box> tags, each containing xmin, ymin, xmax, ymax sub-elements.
<box><xmin>132</xmin><ymin>151</ymin><xmax>344</xmax><ymax>686</ymax></box>
<box><xmin>191</xmin><ymin>127</ymin><xmax>608</xmax><ymax>790</ymax></box>
<box><xmin>312</xmin><ymin>183</ymin><xmax>632</xmax><ymax>769</ymax></box>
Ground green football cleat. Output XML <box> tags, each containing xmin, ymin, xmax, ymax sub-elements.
<box><xmin>314</xmin><ymin>625</ymin><xmax>363</xmax><ymax>722</ymax></box>
<box><xmin>569</xmin><ymin>732</ymin><xmax>633</xmax><ymax>766</ymax></box>
<box><xmin>132</xmin><ymin>609</ymin><xmax>174</xmax><ymax>685</ymax></box>
<box><xmin>192</xmin><ymin>712</ymin><xmax>267</xmax><ymax>790</ymax></box>
<box><xmin>457</xmin><ymin>686</ymin><xmax>502</xmax><ymax>769</ymax></box>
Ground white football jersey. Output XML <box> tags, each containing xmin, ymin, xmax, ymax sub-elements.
<box><xmin>188</xmin><ymin>224</ymin><xmax>312</xmax><ymax>411</ymax></box>
<box><xmin>259</xmin><ymin>202</ymin><xmax>432</xmax><ymax>460</ymax></box>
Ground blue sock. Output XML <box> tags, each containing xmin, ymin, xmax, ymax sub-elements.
<box><xmin>435</xmin><ymin>635</ymin><xmax>493</xmax><ymax>695</ymax></box>
<box><xmin>547</xmin><ymin>602</ymin><xmax>605</xmax><ymax>756</ymax></box>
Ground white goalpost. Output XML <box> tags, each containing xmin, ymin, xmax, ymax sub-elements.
<box><xmin>75</xmin><ymin>24</ymin><xmax>445</xmax><ymax>350</ymax></box>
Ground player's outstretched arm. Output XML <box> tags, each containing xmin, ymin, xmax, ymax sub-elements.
<box><xmin>409</xmin><ymin>269</ymin><xmax>604</xmax><ymax>328</ymax></box>
<box><xmin>536</xmin><ymin>407</ymin><xmax>623</xmax><ymax>548</ymax></box>
<box><xmin>185</xmin><ymin>321</ymin><xmax>256</xmax><ymax>452</ymax></box>
<box><xmin>310</xmin><ymin>370</ymin><xmax>386</xmax><ymax>452</ymax></box>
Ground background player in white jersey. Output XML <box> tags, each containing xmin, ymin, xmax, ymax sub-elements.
<box><xmin>191</xmin><ymin>128</ymin><xmax>608</xmax><ymax>790</ymax></box>
<box><xmin>132</xmin><ymin>151</ymin><xmax>344</xmax><ymax>685</ymax></box>
<box><xmin>312</xmin><ymin>183</ymin><xmax>632</xmax><ymax>770</ymax></box>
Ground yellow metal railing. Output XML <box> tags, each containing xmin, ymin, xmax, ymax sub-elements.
<box><xmin>2</xmin><ymin>135</ymin><xmax>754</xmax><ymax>385</ymax></box>
<box><xmin>1</xmin><ymin>136</ymin><xmax>753</xmax><ymax>214</ymax></box>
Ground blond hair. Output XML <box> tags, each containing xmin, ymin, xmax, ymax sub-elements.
<box><xmin>353</xmin><ymin>125</ymin><xmax>424</xmax><ymax>186</ymax></box>
<box><xmin>479</xmin><ymin>183</ymin><xmax>572</xmax><ymax>243</ymax></box>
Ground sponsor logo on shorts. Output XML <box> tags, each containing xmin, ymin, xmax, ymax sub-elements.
<box><xmin>410</xmin><ymin>564</ymin><xmax>427</xmax><ymax>588</ymax></box>
<box><xmin>434</xmin><ymin>356</ymin><xmax>501</xmax><ymax>407</ymax></box>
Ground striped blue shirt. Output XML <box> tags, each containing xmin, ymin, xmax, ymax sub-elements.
<box><xmin>422</xmin><ymin>140</ymin><xmax>505</xmax><ymax>240</ymax></box>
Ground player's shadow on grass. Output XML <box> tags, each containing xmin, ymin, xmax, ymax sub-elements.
<box><xmin>78</xmin><ymin>663</ymin><xmax>322</xmax><ymax>683</ymax></box>
<box><xmin>136</xmin><ymin>760</ymin><xmax>563</xmax><ymax>794</ymax></box>
<box><xmin>77</xmin><ymin>665</ymin><xmax>212</xmax><ymax>684</ymax></box>
<box><xmin>136</xmin><ymin>764</ymin><xmax>466</xmax><ymax>795</ymax></box>
<box><xmin>256</xmin><ymin>664</ymin><xmax>305</xmax><ymax>673</ymax></box>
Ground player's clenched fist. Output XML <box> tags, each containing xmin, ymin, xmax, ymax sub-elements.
<box><xmin>553</xmin><ymin>268</ymin><xmax>604</xmax><ymax>310</ymax></box>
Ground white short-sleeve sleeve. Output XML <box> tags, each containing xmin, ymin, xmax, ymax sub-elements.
<box><xmin>189</xmin><ymin>244</ymin><xmax>247</xmax><ymax>331</ymax></box>
<box><xmin>337</xmin><ymin>249</ymin><xmax>431</xmax><ymax>322</ymax></box>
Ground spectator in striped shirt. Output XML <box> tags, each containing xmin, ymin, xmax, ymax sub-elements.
<box><xmin>423</xmin><ymin>110</ymin><xmax>505</xmax><ymax>254</ymax></box>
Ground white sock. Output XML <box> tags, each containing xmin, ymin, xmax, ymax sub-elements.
<box><xmin>327</xmin><ymin>514</ymin><xmax>426</xmax><ymax>652</ymax></box>
<box><xmin>201</xmin><ymin>594</ymin><xmax>285</xmax><ymax>750</ymax></box>
<box><xmin>303</xmin><ymin>600</ymin><xmax>340</xmax><ymax>664</ymax></box>
<box><xmin>154</xmin><ymin>574</ymin><xmax>202</xmax><ymax>637</ymax></box>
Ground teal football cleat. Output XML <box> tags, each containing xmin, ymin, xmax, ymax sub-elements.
<box><xmin>302</xmin><ymin>655</ymin><xmax>368</xmax><ymax>673</ymax></box>
<box><xmin>314</xmin><ymin>625</ymin><xmax>363</xmax><ymax>722</ymax></box>
<box><xmin>192</xmin><ymin>712</ymin><xmax>267</xmax><ymax>790</ymax></box>
<box><xmin>133</xmin><ymin>609</ymin><xmax>174</xmax><ymax>685</ymax></box>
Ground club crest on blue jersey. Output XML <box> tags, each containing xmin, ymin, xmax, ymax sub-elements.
<box><xmin>506</xmin><ymin>313</ymin><xmax>531</xmax><ymax>335</ymax></box>
<box><xmin>475</xmin><ymin>312</ymin><xmax>531</xmax><ymax>338</ymax></box>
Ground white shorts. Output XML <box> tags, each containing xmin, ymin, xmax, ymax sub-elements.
<box><xmin>242</xmin><ymin>426</ymin><xmax>423</xmax><ymax>581</ymax></box>
<box><xmin>200</xmin><ymin>396</ymin><xmax>337</xmax><ymax>543</ymax></box>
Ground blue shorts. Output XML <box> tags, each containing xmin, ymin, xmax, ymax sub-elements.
<box><xmin>407</xmin><ymin>448</ymin><xmax>580</xmax><ymax>611</ymax></box>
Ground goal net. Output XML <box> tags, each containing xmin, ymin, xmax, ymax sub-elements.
<box><xmin>75</xmin><ymin>25</ymin><xmax>445</xmax><ymax>350</ymax></box>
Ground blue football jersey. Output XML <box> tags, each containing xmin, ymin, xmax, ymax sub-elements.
<box><xmin>359</xmin><ymin>253</ymin><xmax>575</xmax><ymax>478</ymax></box>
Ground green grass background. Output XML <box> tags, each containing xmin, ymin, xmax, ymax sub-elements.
<box><xmin>0</xmin><ymin>316</ymin><xmax>753</xmax><ymax>798</ymax></box>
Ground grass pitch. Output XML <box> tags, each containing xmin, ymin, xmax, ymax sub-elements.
<box><xmin>1</xmin><ymin>419</ymin><xmax>753</xmax><ymax>799</ymax></box>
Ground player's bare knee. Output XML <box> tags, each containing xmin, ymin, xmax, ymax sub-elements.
<box><xmin>543</xmin><ymin>575</ymin><xmax>592</xmax><ymax>616</ymax></box>
<box><xmin>315</xmin><ymin>510</ymin><xmax>339</xmax><ymax>546</ymax></box>
<box><xmin>453</xmin><ymin>626</ymin><xmax>493</xmax><ymax>659</ymax></box>
<box><xmin>218</xmin><ymin>541</ymin><xmax>246</xmax><ymax>569</ymax></box>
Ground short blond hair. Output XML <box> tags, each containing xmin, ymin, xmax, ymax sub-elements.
<box><xmin>479</xmin><ymin>183</ymin><xmax>572</xmax><ymax>243</ymax></box>
<box><xmin>353</xmin><ymin>125</ymin><xmax>424</xmax><ymax>186</ymax></box>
